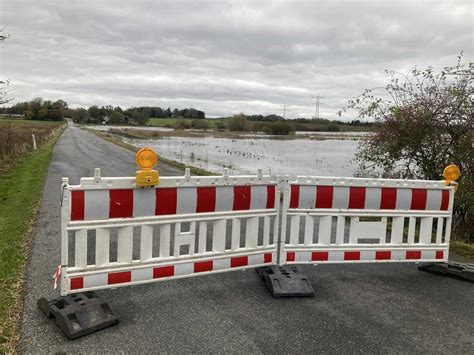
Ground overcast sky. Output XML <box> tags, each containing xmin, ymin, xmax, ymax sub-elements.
<box><xmin>0</xmin><ymin>0</ymin><xmax>472</xmax><ymax>119</ymax></box>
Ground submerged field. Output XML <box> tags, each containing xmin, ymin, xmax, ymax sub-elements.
<box><xmin>88</xmin><ymin>125</ymin><xmax>366</xmax><ymax>177</ymax></box>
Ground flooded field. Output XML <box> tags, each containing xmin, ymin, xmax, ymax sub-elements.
<box><xmin>126</xmin><ymin>134</ymin><xmax>365</xmax><ymax>177</ymax></box>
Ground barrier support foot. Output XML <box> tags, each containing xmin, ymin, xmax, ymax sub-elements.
<box><xmin>37</xmin><ymin>291</ymin><xmax>119</xmax><ymax>340</ymax></box>
<box><xmin>256</xmin><ymin>265</ymin><xmax>314</xmax><ymax>297</ymax></box>
<box><xmin>418</xmin><ymin>262</ymin><xmax>474</xmax><ymax>282</ymax></box>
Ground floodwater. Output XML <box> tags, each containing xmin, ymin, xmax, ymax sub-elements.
<box><xmin>126</xmin><ymin>134</ymin><xmax>366</xmax><ymax>177</ymax></box>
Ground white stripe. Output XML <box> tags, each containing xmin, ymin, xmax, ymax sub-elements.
<box><xmin>250</xmin><ymin>185</ymin><xmax>267</xmax><ymax>209</ymax></box>
<box><xmin>132</xmin><ymin>268</ymin><xmax>152</xmax><ymax>282</ymax></box>
<box><xmin>133</xmin><ymin>189</ymin><xmax>156</xmax><ymax>217</ymax></box>
<box><xmin>333</xmin><ymin>186</ymin><xmax>349</xmax><ymax>209</ymax></box>
<box><xmin>422</xmin><ymin>250</ymin><xmax>436</xmax><ymax>260</ymax></box>
<box><xmin>396</xmin><ymin>188</ymin><xmax>412</xmax><ymax>210</ymax></box>
<box><xmin>299</xmin><ymin>185</ymin><xmax>316</xmax><ymax>209</ymax></box>
<box><xmin>84</xmin><ymin>274</ymin><xmax>107</xmax><ymax>289</ymax></box>
<box><xmin>215</xmin><ymin>186</ymin><xmax>233</xmax><ymax>211</ymax></box>
<box><xmin>177</xmin><ymin>187</ymin><xmax>197</xmax><ymax>214</ymax></box>
<box><xmin>365</xmin><ymin>187</ymin><xmax>381</xmax><ymax>209</ymax></box>
<box><xmin>175</xmin><ymin>262</ymin><xmax>193</xmax><ymax>276</ymax></box>
<box><xmin>214</xmin><ymin>258</ymin><xmax>229</xmax><ymax>271</ymax></box>
<box><xmin>248</xmin><ymin>253</ymin><xmax>263</xmax><ymax>265</ymax></box>
<box><xmin>391</xmin><ymin>250</ymin><xmax>406</xmax><ymax>261</ymax></box>
<box><xmin>84</xmin><ymin>190</ymin><xmax>109</xmax><ymax>220</ymax></box>
<box><xmin>426</xmin><ymin>189</ymin><xmax>442</xmax><ymax>210</ymax></box>
<box><xmin>360</xmin><ymin>250</ymin><xmax>374</xmax><ymax>261</ymax></box>
<box><xmin>329</xmin><ymin>251</ymin><xmax>344</xmax><ymax>261</ymax></box>
<box><xmin>296</xmin><ymin>251</ymin><xmax>311</xmax><ymax>262</ymax></box>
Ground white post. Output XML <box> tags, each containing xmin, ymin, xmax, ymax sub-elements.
<box><xmin>32</xmin><ymin>134</ymin><xmax>37</xmax><ymax>150</ymax></box>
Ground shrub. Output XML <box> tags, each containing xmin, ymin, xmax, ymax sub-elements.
<box><xmin>191</xmin><ymin>119</ymin><xmax>209</xmax><ymax>130</ymax></box>
<box><xmin>227</xmin><ymin>114</ymin><xmax>249</xmax><ymax>131</ymax></box>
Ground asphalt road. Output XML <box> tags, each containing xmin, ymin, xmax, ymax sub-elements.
<box><xmin>18</xmin><ymin>125</ymin><xmax>473</xmax><ymax>353</ymax></box>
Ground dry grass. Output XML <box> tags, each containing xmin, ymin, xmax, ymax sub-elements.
<box><xmin>0</xmin><ymin>119</ymin><xmax>65</xmax><ymax>163</ymax></box>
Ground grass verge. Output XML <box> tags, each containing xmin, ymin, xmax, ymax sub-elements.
<box><xmin>0</xmin><ymin>130</ymin><xmax>62</xmax><ymax>353</ymax></box>
<box><xmin>86</xmin><ymin>128</ymin><xmax>217</xmax><ymax>176</ymax></box>
<box><xmin>450</xmin><ymin>241</ymin><xmax>474</xmax><ymax>261</ymax></box>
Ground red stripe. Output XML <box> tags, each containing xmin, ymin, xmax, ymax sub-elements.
<box><xmin>153</xmin><ymin>266</ymin><xmax>174</xmax><ymax>278</ymax></box>
<box><xmin>311</xmin><ymin>251</ymin><xmax>329</xmax><ymax>261</ymax></box>
<box><xmin>155</xmin><ymin>188</ymin><xmax>177</xmax><ymax>215</ymax></box>
<box><xmin>109</xmin><ymin>189</ymin><xmax>133</xmax><ymax>218</ymax></box>
<box><xmin>376</xmin><ymin>251</ymin><xmax>391</xmax><ymax>260</ymax></box>
<box><xmin>435</xmin><ymin>250</ymin><xmax>444</xmax><ymax>260</ymax></box>
<box><xmin>264</xmin><ymin>253</ymin><xmax>272</xmax><ymax>263</ymax></box>
<box><xmin>71</xmin><ymin>190</ymin><xmax>85</xmax><ymax>221</ymax></box>
<box><xmin>286</xmin><ymin>252</ymin><xmax>295</xmax><ymax>262</ymax></box>
<box><xmin>231</xmin><ymin>256</ymin><xmax>248</xmax><ymax>268</ymax></box>
<box><xmin>316</xmin><ymin>186</ymin><xmax>333</xmax><ymax>208</ymax></box>
<box><xmin>440</xmin><ymin>190</ymin><xmax>449</xmax><ymax>210</ymax></box>
<box><xmin>348</xmin><ymin>187</ymin><xmax>366</xmax><ymax>209</ymax></box>
<box><xmin>344</xmin><ymin>251</ymin><xmax>360</xmax><ymax>260</ymax></box>
<box><xmin>380</xmin><ymin>188</ymin><xmax>396</xmax><ymax>209</ymax></box>
<box><xmin>233</xmin><ymin>186</ymin><xmax>251</xmax><ymax>210</ymax></box>
<box><xmin>289</xmin><ymin>185</ymin><xmax>300</xmax><ymax>208</ymax></box>
<box><xmin>411</xmin><ymin>189</ymin><xmax>427</xmax><ymax>210</ymax></box>
<box><xmin>70</xmin><ymin>277</ymin><xmax>84</xmax><ymax>290</ymax></box>
<box><xmin>266</xmin><ymin>185</ymin><xmax>276</xmax><ymax>209</ymax></box>
<box><xmin>108</xmin><ymin>271</ymin><xmax>131</xmax><ymax>285</ymax></box>
<box><xmin>406</xmin><ymin>250</ymin><xmax>421</xmax><ymax>260</ymax></box>
<box><xmin>194</xmin><ymin>260</ymin><xmax>213</xmax><ymax>273</ymax></box>
<box><xmin>196</xmin><ymin>187</ymin><xmax>216</xmax><ymax>213</ymax></box>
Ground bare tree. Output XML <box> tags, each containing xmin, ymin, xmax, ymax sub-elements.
<box><xmin>0</xmin><ymin>30</ymin><xmax>12</xmax><ymax>105</ymax></box>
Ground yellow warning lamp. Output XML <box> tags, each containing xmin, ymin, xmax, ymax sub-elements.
<box><xmin>443</xmin><ymin>164</ymin><xmax>461</xmax><ymax>190</ymax></box>
<box><xmin>135</xmin><ymin>147</ymin><xmax>159</xmax><ymax>187</ymax></box>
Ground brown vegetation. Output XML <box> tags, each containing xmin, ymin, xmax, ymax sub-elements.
<box><xmin>0</xmin><ymin>119</ymin><xmax>65</xmax><ymax>163</ymax></box>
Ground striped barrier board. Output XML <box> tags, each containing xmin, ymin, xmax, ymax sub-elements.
<box><xmin>60</xmin><ymin>171</ymin><xmax>280</xmax><ymax>295</ymax></box>
<box><xmin>58</xmin><ymin>171</ymin><xmax>456</xmax><ymax>296</ymax></box>
<box><xmin>280</xmin><ymin>176</ymin><xmax>455</xmax><ymax>266</ymax></box>
<box><xmin>71</xmin><ymin>184</ymin><xmax>276</xmax><ymax>221</ymax></box>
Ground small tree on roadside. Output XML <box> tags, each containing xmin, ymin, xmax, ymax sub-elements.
<box><xmin>340</xmin><ymin>54</ymin><xmax>473</xmax><ymax>242</ymax></box>
<box><xmin>0</xmin><ymin>30</ymin><xmax>12</xmax><ymax>105</ymax></box>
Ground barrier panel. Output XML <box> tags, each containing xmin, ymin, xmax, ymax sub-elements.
<box><xmin>59</xmin><ymin>169</ymin><xmax>279</xmax><ymax>295</ymax></box>
<box><xmin>280</xmin><ymin>176</ymin><xmax>455</xmax><ymax>265</ymax></box>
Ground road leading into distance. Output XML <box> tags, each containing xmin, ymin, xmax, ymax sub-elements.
<box><xmin>18</xmin><ymin>125</ymin><xmax>473</xmax><ymax>353</ymax></box>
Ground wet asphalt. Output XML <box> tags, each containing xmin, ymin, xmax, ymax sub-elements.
<box><xmin>18</xmin><ymin>125</ymin><xmax>474</xmax><ymax>354</ymax></box>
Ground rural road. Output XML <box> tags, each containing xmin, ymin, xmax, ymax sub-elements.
<box><xmin>19</xmin><ymin>125</ymin><xmax>473</xmax><ymax>353</ymax></box>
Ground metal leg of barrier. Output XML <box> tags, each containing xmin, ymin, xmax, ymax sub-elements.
<box><xmin>418</xmin><ymin>262</ymin><xmax>474</xmax><ymax>282</ymax></box>
<box><xmin>256</xmin><ymin>265</ymin><xmax>315</xmax><ymax>297</ymax></box>
<box><xmin>37</xmin><ymin>292</ymin><xmax>119</xmax><ymax>340</ymax></box>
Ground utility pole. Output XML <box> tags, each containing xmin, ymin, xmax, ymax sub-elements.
<box><xmin>311</xmin><ymin>96</ymin><xmax>324</xmax><ymax>119</ymax></box>
<box><xmin>282</xmin><ymin>104</ymin><xmax>289</xmax><ymax>119</ymax></box>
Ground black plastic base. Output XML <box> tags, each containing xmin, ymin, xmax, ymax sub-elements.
<box><xmin>37</xmin><ymin>292</ymin><xmax>119</xmax><ymax>340</ymax></box>
<box><xmin>256</xmin><ymin>265</ymin><xmax>314</xmax><ymax>297</ymax></box>
<box><xmin>418</xmin><ymin>262</ymin><xmax>474</xmax><ymax>282</ymax></box>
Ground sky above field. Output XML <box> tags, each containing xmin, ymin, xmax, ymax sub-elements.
<box><xmin>0</xmin><ymin>0</ymin><xmax>472</xmax><ymax>119</ymax></box>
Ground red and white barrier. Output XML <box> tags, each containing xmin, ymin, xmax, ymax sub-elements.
<box><xmin>280</xmin><ymin>176</ymin><xmax>455</xmax><ymax>266</ymax></box>
<box><xmin>58</xmin><ymin>171</ymin><xmax>456</xmax><ymax>295</ymax></box>
<box><xmin>71</xmin><ymin>184</ymin><xmax>276</xmax><ymax>221</ymax></box>
<box><xmin>60</xmin><ymin>170</ymin><xmax>279</xmax><ymax>295</ymax></box>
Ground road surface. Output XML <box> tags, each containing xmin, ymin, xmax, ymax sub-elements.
<box><xmin>18</xmin><ymin>126</ymin><xmax>473</xmax><ymax>353</ymax></box>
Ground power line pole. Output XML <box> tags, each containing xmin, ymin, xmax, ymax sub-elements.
<box><xmin>311</xmin><ymin>96</ymin><xmax>324</xmax><ymax>119</ymax></box>
<box><xmin>282</xmin><ymin>104</ymin><xmax>289</xmax><ymax>119</ymax></box>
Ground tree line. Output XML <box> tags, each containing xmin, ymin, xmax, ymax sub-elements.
<box><xmin>1</xmin><ymin>99</ymin><xmax>206</xmax><ymax>125</ymax></box>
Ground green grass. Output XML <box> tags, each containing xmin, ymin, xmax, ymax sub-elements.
<box><xmin>450</xmin><ymin>241</ymin><xmax>474</xmax><ymax>261</ymax></box>
<box><xmin>0</xmin><ymin>131</ymin><xmax>62</xmax><ymax>352</ymax></box>
<box><xmin>148</xmin><ymin>117</ymin><xmax>224</xmax><ymax>128</ymax></box>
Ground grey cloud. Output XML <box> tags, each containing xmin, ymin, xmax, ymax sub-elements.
<box><xmin>1</xmin><ymin>0</ymin><xmax>472</xmax><ymax>119</ymax></box>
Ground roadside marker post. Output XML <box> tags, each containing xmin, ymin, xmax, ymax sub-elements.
<box><xmin>37</xmin><ymin>150</ymin><xmax>469</xmax><ymax>339</ymax></box>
